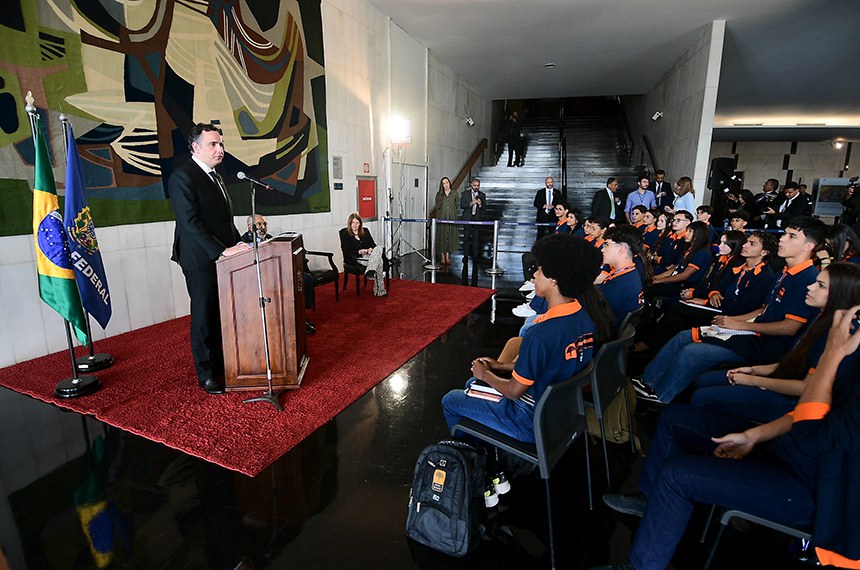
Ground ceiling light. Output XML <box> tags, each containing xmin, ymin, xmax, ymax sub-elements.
<box><xmin>834</xmin><ymin>141</ymin><xmax>844</xmax><ymax>149</ymax></box>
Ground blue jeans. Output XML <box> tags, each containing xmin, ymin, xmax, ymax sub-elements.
<box><xmin>631</xmin><ymin>404</ymin><xmax>815</xmax><ymax>570</ymax></box>
<box><xmin>641</xmin><ymin>331</ymin><xmax>746</xmax><ymax>402</ymax></box>
<box><xmin>691</xmin><ymin>370</ymin><xmax>797</xmax><ymax>424</ymax></box>
<box><xmin>442</xmin><ymin>378</ymin><xmax>535</xmax><ymax>443</ymax></box>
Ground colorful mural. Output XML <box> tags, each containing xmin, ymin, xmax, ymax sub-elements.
<box><xmin>0</xmin><ymin>0</ymin><xmax>330</xmax><ymax>236</ymax></box>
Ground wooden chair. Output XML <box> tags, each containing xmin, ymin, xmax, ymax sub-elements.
<box><xmin>305</xmin><ymin>250</ymin><xmax>339</xmax><ymax>305</ymax></box>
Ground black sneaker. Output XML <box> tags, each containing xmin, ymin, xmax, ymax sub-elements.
<box><xmin>630</xmin><ymin>376</ymin><xmax>648</xmax><ymax>391</ymax></box>
<box><xmin>603</xmin><ymin>493</ymin><xmax>648</xmax><ymax>517</ymax></box>
<box><xmin>633</xmin><ymin>381</ymin><xmax>664</xmax><ymax>404</ymax></box>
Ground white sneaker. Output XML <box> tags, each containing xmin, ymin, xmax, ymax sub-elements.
<box><xmin>491</xmin><ymin>472</ymin><xmax>511</xmax><ymax>495</ymax></box>
<box><xmin>484</xmin><ymin>483</ymin><xmax>499</xmax><ymax>508</ymax></box>
<box><xmin>526</xmin><ymin>291</ymin><xmax>535</xmax><ymax>300</ymax></box>
<box><xmin>512</xmin><ymin>303</ymin><xmax>536</xmax><ymax>318</ymax></box>
<box><xmin>519</xmin><ymin>280</ymin><xmax>535</xmax><ymax>292</ymax></box>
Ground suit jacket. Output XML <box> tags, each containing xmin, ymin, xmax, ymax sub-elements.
<box><xmin>169</xmin><ymin>159</ymin><xmax>241</xmax><ymax>271</ymax></box>
<box><xmin>591</xmin><ymin>188</ymin><xmax>618</xmax><ymax>221</ymax></box>
<box><xmin>653</xmin><ymin>180</ymin><xmax>674</xmax><ymax>212</ymax></box>
<box><xmin>771</xmin><ymin>195</ymin><xmax>812</xmax><ymax>227</ymax></box>
<box><xmin>533</xmin><ymin>188</ymin><xmax>562</xmax><ymax>222</ymax></box>
<box><xmin>460</xmin><ymin>188</ymin><xmax>487</xmax><ymax>220</ymax></box>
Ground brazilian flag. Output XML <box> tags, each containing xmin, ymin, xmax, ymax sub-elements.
<box><xmin>31</xmin><ymin>115</ymin><xmax>88</xmax><ymax>344</ymax></box>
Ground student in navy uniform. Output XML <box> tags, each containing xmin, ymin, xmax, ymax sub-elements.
<box><xmin>442</xmin><ymin>234</ymin><xmax>614</xmax><ymax>443</ymax></box>
<box><xmin>695</xmin><ymin>204</ymin><xmax>720</xmax><ymax>248</ymax></box>
<box><xmin>641</xmin><ymin>208</ymin><xmax>662</xmax><ymax>250</ymax></box>
<box><xmin>566</xmin><ymin>208</ymin><xmax>586</xmax><ymax>238</ymax></box>
<box><xmin>599</xmin><ymin>309</ymin><xmax>860</xmax><ymax>570</ymax></box>
<box><xmin>633</xmin><ymin>216</ymin><xmax>827</xmax><ymax>404</ymax></box>
<box><xmin>553</xmin><ymin>201</ymin><xmax>572</xmax><ymax>235</ymax></box>
<box><xmin>629</xmin><ymin>204</ymin><xmax>648</xmax><ymax>230</ymax></box>
<box><xmin>599</xmin><ymin>225</ymin><xmax>651</xmax><ymax>328</ymax></box>
<box><xmin>691</xmin><ymin>262</ymin><xmax>860</xmax><ymax>424</ymax></box>
<box><xmin>647</xmin><ymin>231</ymin><xmax>770</xmax><ymax>350</ymax></box>
<box><xmin>649</xmin><ymin>221</ymin><xmax>713</xmax><ymax>299</ymax></box>
<box><xmin>653</xmin><ymin>210</ymin><xmax>692</xmax><ymax>273</ymax></box>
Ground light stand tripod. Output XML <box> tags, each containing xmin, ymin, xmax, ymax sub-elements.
<box><xmin>241</xmin><ymin>179</ymin><xmax>284</xmax><ymax>411</ymax></box>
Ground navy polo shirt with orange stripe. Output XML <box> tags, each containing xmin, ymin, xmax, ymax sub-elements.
<box><xmin>705</xmin><ymin>259</ymin><xmax>820</xmax><ymax>362</ymax></box>
<box><xmin>673</xmin><ymin>247</ymin><xmax>713</xmax><ymax>286</ymax></box>
<box><xmin>598</xmin><ymin>264</ymin><xmax>643</xmax><ymax>327</ymax></box>
<box><xmin>512</xmin><ymin>300</ymin><xmax>596</xmax><ymax>403</ymax></box>
<box><xmin>711</xmin><ymin>261</ymin><xmax>775</xmax><ymax>316</ymax></box>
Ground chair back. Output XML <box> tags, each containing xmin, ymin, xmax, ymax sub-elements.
<box><xmin>533</xmin><ymin>360</ymin><xmax>594</xmax><ymax>479</ymax></box>
<box><xmin>589</xmin><ymin>325</ymin><xmax>635</xmax><ymax>417</ymax></box>
<box><xmin>617</xmin><ymin>304</ymin><xmax>644</xmax><ymax>335</ymax></box>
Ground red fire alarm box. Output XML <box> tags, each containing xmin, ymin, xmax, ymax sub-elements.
<box><xmin>357</xmin><ymin>176</ymin><xmax>377</xmax><ymax>220</ymax></box>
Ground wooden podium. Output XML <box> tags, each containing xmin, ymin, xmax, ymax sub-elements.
<box><xmin>216</xmin><ymin>234</ymin><xmax>309</xmax><ymax>392</ymax></box>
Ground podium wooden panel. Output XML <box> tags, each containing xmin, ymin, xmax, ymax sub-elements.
<box><xmin>216</xmin><ymin>235</ymin><xmax>309</xmax><ymax>391</ymax></box>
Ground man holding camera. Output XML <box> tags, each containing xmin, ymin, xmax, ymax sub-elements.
<box><xmin>842</xmin><ymin>179</ymin><xmax>860</xmax><ymax>227</ymax></box>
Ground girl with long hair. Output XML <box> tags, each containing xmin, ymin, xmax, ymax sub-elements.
<box><xmin>691</xmin><ymin>262</ymin><xmax>860</xmax><ymax>423</ymax></box>
<box><xmin>649</xmin><ymin>221</ymin><xmax>713</xmax><ymax>297</ymax></box>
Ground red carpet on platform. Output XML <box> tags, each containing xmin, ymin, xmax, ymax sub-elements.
<box><xmin>0</xmin><ymin>279</ymin><xmax>492</xmax><ymax>476</ymax></box>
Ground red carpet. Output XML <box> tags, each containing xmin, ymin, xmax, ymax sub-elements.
<box><xmin>0</xmin><ymin>280</ymin><xmax>492</xmax><ymax>476</ymax></box>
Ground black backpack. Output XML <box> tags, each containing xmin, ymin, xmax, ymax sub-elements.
<box><xmin>405</xmin><ymin>440</ymin><xmax>486</xmax><ymax>557</ymax></box>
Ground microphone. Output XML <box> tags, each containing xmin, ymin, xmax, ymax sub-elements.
<box><xmin>236</xmin><ymin>171</ymin><xmax>272</xmax><ymax>190</ymax></box>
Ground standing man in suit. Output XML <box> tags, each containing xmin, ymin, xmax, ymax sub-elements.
<box><xmin>653</xmin><ymin>170</ymin><xmax>673</xmax><ymax>214</ymax></box>
<box><xmin>591</xmin><ymin>177</ymin><xmax>621</xmax><ymax>223</ymax></box>
<box><xmin>460</xmin><ymin>178</ymin><xmax>487</xmax><ymax>260</ymax></box>
<box><xmin>504</xmin><ymin>111</ymin><xmax>523</xmax><ymax>167</ymax></box>
<box><xmin>169</xmin><ymin>123</ymin><xmax>247</xmax><ymax>395</ymax></box>
<box><xmin>533</xmin><ymin>176</ymin><xmax>562</xmax><ymax>240</ymax></box>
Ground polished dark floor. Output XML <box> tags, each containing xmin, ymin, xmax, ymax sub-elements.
<box><xmin>0</xmin><ymin>253</ymin><xmax>815</xmax><ymax>569</ymax></box>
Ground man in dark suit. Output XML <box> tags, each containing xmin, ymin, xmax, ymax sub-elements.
<box><xmin>169</xmin><ymin>123</ymin><xmax>247</xmax><ymax>394</ymax></box>
<box><xmin>764</xmin><ymin>181</ymin><xmax>811</xmax><ymax>229</ymax></box>
<box><xmin>533</xmin><ymin>176</ymin><xmax>562</xmax><ymax>240</ymax></box>
<box><xmin>653</xmin><ymin>170</ymin><xmax>673</xmax><ymax>214</ymax></box>
<box><xmin>591</xmin><ymin>177</ymin><xmax>621</xmax><ymax>223</ymax></box>
<box><xmin>460</xmin><ymin>178</ymin><xmax>487</xmax><ymax>259</ymax></box>
<box><xmin>240</xmin><ymin>214</ymin><xmax>273</xmax><ymax>243</ymax></box>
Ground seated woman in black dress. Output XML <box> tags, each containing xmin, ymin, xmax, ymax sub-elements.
<box><xmin>339</xmin><ymin>213</ymin><xmax>387</xmax><ymax>296</ymax></box>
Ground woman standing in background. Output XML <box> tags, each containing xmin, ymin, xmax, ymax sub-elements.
<box><xmin>432</xmin><ymin>177</ymin><xmax>460</xmax><ymax>265</ymax></box>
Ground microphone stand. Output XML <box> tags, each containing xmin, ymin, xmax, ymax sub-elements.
<box><xmin>242</xmin><ymin>180</ymin><xmax>285</xmax><ymax>411</ymax></box>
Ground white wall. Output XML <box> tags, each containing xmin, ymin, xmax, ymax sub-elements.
<box><xmin>709</xmin><ymin>140</ymin><xmax>850</xmax><ymax>191</ymax></box>
<box><xmin>0</xmin><ymin>0</ymin><xmax>490</xmax><ymax>367</ymax></box>
<box><xmin>623</xmin><ymin>20</ymin><xmax>725</xmax><ymax>206</ymax></box>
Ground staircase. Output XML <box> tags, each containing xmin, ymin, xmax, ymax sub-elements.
<box><xmin>470</xmin><ymin>100</ymin><xmax>637</xmax><ymax>253</ymax></box>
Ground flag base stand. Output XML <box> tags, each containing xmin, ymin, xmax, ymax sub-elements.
<box><xmin>54</xmin><ymin>375</ymin><xmax>100</xmax><ymax>399</ymax></box>
<box><xmin>76</xmin><ymin>353</ymin><xmax>114</xmax><ymax>372</ymax></box>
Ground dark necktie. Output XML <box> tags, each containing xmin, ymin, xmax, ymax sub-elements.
<box><xmin>209</xmin><ymin>171</ymin><xmax>233</xmax><ymax>214</ymax></box>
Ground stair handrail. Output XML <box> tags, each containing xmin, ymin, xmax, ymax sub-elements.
<box><xmin>452</xmin><ymin>138</ymin><xmax>488</xmax><ymax>191</ymax></box>
<box><xmin>558</xmin><ymin>104</ymin><xmax>568</xmax><ymax>199</ymax></box>
<box><xmin>641</xmin><ymin>134</ymin><xmax>659</xmax><ymax>173</ymax></box>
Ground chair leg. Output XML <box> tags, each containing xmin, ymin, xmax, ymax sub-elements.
<box><xmin>700</xmin><ymin>504</ymin><xmax>718</xmax><ymax>543</ymax></box>
<box><xmin>624</xmin><ymin>385</ymin><xmax>636</xmax><ymax>454</ymax></box>
<box><xmin>598</xmin><ymin>418</ymin><xmax>611</xmax><ymax>488</ymax></box>
<box><xmin>343</xmin><ymin>272</ymin><xmax>349</xmax><ymax>290</ymax></box>
<box><xmin>545</xmin><ymin>478</ymin><xmax>557</xmax><ymax>570</ymax></box>
<box><xmin>583</xmin><ymin>434</ymin><xmax>593</xmax><ymax>510</ymax></box>
<box><xmin>703</xmin><ymin>518</ymin><xmax>727</xmax><ymax>570</ymax></box>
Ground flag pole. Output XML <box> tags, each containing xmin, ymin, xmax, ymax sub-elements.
<box><xmin>59</xmin><ymin>114</ymin><xmax>114</xmax><ymax>373</ymax></box>
<box><xmin>24</xmin><ymin>91</ymin><xmax>100</xmax><ymax>398</ymax></box>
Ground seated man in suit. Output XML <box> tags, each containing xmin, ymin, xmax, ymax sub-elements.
<box><xmin>240</xmin><ymin>214</ymin><xmax>273</xmax><ymax>243</ymax></box>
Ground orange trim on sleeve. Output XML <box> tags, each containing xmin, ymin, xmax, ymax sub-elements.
<box><xmin>816</xmin><ymin>548</ymin><xmax>860</xmax><ymax>569</ymax></box>
<box><xmin>512</xmin><ymin>371</ymin><xmax>534</xmax><ymax>386</ymax></box>
<box><xmin>707</xmin><ymin>291</ymin><xmax>720</xmax><ymax>299</ymax></box>
<box><xmin>792</xmin><ymin>402</ymin><xmax>831</xmax><ymax>422</ymax></box>
<box><xmin>785</xmin><ymin>314</ymin><xmax>808</xmax><ymax>323</ymax></box>
<box><xmin>688</xmin><ymin>263</ymin><xmax>700</xmax><ymax>271</ymax></box>
<box><xmin>691</xmin><ymin>328</ymin><xmax>701</xmax><ymax>343</ymax></box>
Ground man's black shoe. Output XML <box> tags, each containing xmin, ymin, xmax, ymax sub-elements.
<box><xmin>199</xmin><ymin>377</ymin><xmax>225</xmax><ymax>395</ymax></box>
<box><xmin>306</xmin><ymin>320</ymin><xmax>316</xmax><ymax>335</ymax></box>
<box><xmin>603</xmin><ymin>493</ymin><xmax>647</xmax><ymax>517</ymax></box>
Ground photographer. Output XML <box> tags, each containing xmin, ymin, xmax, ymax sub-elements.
<box><xmin>842</xmin><ymin>179</ymin><xmax>860</xmax><ymax>227</ymax></box>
